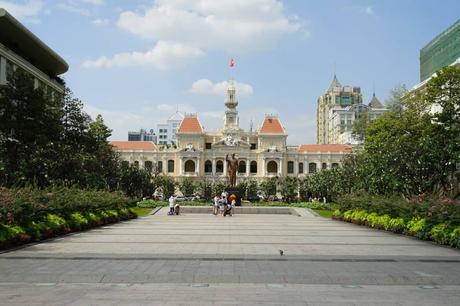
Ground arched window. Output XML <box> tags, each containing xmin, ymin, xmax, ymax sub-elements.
<box><xmin>238</xmin><ymin>160</ymin><xmax>246</xmax><ymax>173</ymax></box>
<box><xmin>308</xmin><ymin>163</ymin><xmax>317</xmax><ymax>173</ymax></box>
<box><xmin>145</xmin><ymin>161</ymin><xmax>153</xmax><ymax>172</ymax></box>
<box><xmin>322</xmin><ymin>163</ymin><xmax>327</xmax><ymax>170</ymax></box>
<box><xmin>250</xmin><ymin>161</ymin><xmax>257</xmax><ymax>174</ymax></box>
<box><xmin>167</xmin><ymin>160</ymin><xmax>174</xmax><ymax>173</ymax></box>
<box><xmin>204</xmin><ymin>160</ymin><xmax>212</xmax><ymax>173</ymax></box>
<box><xmin>134</xmin><ymin>161</ymin><xmax>139</xmax><ymax>167</ymax></box>
<box><xmin>299</xmin><ymin>162</ymin><xmax>304</xmax><ymax>174</ymax></box>
<box><xmin>216</xmin><ymin>160</ymin><xmax>224</xmax><ymax>173</ymax></box>
<box><xmin>332</xmin><ymin>163</ymin><xmax>339</xmax><ymax>169</ymax></box>
<box><xmin>267</xmin><ymin>161</ymin><xmax>278</xmax><ymax>174</ymax></box>
<box><xmin>184</xmin><ymin>160</ymin><xmax>196</xmax><ymax>173</ymax></box>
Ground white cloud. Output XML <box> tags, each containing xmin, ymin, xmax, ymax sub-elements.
<box><xmin>116</xmin><ymin>0</ymin><xmax>302</xmax><ymax>53</ymax></box>
<box><xmin>82</xmin><ymin>40</ymin><xmax>204</xmax><ymax>69</ymax></box>
<box><xmin>365</xmin><ymin>6</ymin><xmax>374</xmax><ymax>16</ymax></box>
<box><xmin>81</xmin><ymin>0</ymin><xmax>104</xmax><ymax>5</ymax></box>
<box><xmin>190</xmin><ymin>79</ymin><xmax>254</xmax><ymax>97</ymax></box>
<box><xmin>57</xmin><ymin>2</ymin><xmax>90</xmax><ymax>16</ymax></box>
<box><xmin>0</xmin><ymin>0</ymin><xmax>43</xmax><ymax>19</ymax></box>
<box><xmin>92</xmin><ymin>18</ymin><xmax>109</xmax><ymax>26</ymax></box>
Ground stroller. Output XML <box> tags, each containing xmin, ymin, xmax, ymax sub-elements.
<box><xmin>223</xmin><ymin>203</ymin><xmax>232</xmax><ymax>217</ymax></box>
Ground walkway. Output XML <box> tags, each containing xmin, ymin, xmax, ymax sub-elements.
<box><xmin>0</xmin><ymin>208</ymin><xmax>459</xmax><ymax>305</ymax></box>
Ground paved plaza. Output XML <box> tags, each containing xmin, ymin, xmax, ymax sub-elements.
<box><xmin>1</xmin><ymin>208</ymin><xmax>460</xmax><ymax>305</ymax></box>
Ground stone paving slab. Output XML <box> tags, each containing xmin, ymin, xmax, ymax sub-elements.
<box><xmin>1</xmin><ymin>210</ymin><xmax>460</xmax><ymax>305</ymax></box>
<box><xmin>0</xmin><ymin>283</ymin><xmax>459</xmax><ymax>306</ymax></box>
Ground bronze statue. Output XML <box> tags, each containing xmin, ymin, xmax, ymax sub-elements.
<box><xmin>226</xmin><ymin>153</ymin><xmax>238</xmax><ymax>187</ymax></box>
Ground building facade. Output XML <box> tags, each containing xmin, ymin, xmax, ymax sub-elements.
<box><xmin>327</xmin><ymin>93</ymin><xmax>387</xmax><ymax>144</ymax></box>
<box><xmin>420</xmin><ymin>19</ymin><xmax>460</xmax><ymax>82</ymax></box>
<box><xmin>0</xmin><ymin>9</ymin><xmax>68</xmax><ymax>95</ymax></box>
<box><xmin>317</xmin><ymin>75</ymin><xmax>362</xmax><ymax>144</ymax></box>
<box><xmin>156</xmin><ymin>112</ymin><xmax>183</xmax><ymax>145</ymax></box>
<box><xmin>128</xmin><ymin>129</ymin><xmax>157</xmax><ymax>142</ymax></box>
<box><xmin>112</xmin><ymin>82</ymin><xmax>352</xmax><ymax>183</ymax></box>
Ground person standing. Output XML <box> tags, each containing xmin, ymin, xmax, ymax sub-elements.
<box><xmin>168</xmin><ymin>195</ymin><xmax>175</xmax><ymax>215</ymax></box>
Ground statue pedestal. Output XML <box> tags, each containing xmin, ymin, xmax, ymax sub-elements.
<box><xmin>225</xmin><ymin>187</ymin><xmax>242</xmax><ymax>206</ymax></box>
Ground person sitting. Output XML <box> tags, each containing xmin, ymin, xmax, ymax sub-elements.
<box><xmin>174</xmin><ymin>202</ymin><xmax>181</xmax><ymax>215</ymax></box>
<box><xmin>223</xmin><ymin>202</ymin><xmax>233</xmax><ymax>217</ymax></box>
<box><xmin>219</xmin><ymin>197</ymin><xmax>226</xmax><ymax>216</ymax></box>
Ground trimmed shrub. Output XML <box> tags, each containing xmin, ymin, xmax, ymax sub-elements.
<box><xmin>68</xmin><ymin>212</ymin><xmax>89</xmax><ymax>231</ymax></box>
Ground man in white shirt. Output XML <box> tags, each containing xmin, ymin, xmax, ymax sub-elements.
<box><xmin>168</xmin><ymin>195</ymin><xmax>175</xmax><ymax>215</ymax></box>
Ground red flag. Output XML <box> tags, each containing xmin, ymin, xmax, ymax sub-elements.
<box><xmin>229</xmin><ymin>57</ymin><xmax>235</xmax><ymax>67</ymax></box>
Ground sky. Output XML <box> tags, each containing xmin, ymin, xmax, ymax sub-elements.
<box><xmin>2</xmin><ymin>0</ymin><xmax>459</xmax><ymax>144</ymax></box>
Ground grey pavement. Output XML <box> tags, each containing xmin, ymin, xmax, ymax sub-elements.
<box><xmin>0</xmin><ymin>208</ymin><xmax>459</xmax><ymax>305</ymax></box>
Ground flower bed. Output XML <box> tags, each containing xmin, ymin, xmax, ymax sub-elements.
<box><xmin>332</xmin><ymin>209</ymin><xmax>460</xmax><ymax>249</ymax></box>
<box><xmin>0</xmin><ymin>187</ymin><xmax>138</xmax><ymax>250</ymax></box>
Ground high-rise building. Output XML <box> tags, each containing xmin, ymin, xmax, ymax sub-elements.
<box><xmin>156</xmin><ymin>111</ymin><xmax>183</xmax><ymax>145</ymax></box>
<box><xmin>316</xmin><ymin>75</ymin><xmax>362</xmax><ymax>144</ymax></box>
<box><xmin>329</xmin><ymin>93</ymin><xmax>387</xmax><ymax>144</ymax></box>
<box><xmin>420</xmin><ymin>19</ymin><xmax>460</xmax><ymax>82</ymax></box>
<box><xmin>317</xmin><ymin>75</ymin><xmax>387</xmax><ymax>144</ymax></box>
<box><xmin>128</xmin><ymin>129</ymin><xmax>157</xmax><ymax>142</ymax></box>
<box><xmin>0</xmin><ymin>9</ymin><xmax>68</xmax><ymax>96</ymax></box>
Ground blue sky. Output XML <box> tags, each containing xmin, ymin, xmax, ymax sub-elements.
<box><xmin>2</xmin><ymin>0</ymin><xmax>459</xmax><ymax>144</ymax></box>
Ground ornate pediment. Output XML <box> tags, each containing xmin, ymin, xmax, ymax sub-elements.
<box><xmin>212</xmin><ymin>134</ymin><xmax>250</xmax><ymax>148</ymax></box>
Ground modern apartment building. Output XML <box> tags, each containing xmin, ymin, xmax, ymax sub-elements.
<box><xmin>128</xmin><ymin>129</ymin><xmax>157</xmax><ymax>142</ymax></box>
<box><xmin>156</xmin><ymin>112</ymin><xmax>183</xmax><ymax>145</ymax></box>
<box><xmin>420</xmin><ymin>19</ymin><xmax>460</xmax><ymax>82</ymax></box>
<box><xmin>0</xmin><ymin>8</ymin><xmax>68</xmax><ymax>95</ymax></box>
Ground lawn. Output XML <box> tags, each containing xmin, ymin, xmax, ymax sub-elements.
<box><xmin>131</xmin><ymin>207</ymin><xmax>153</xmax><ymax>217</ymax></box>
<box><xmin>313</xmin><ymin>209</ymin><xmax>333</xmax><ymax>218</ymax></box>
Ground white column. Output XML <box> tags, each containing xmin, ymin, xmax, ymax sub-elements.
<box><xmin>223</xmin><ymin>160</ymin><xmax>227</xmax><ymax>176</ymax></box>
<box><xmin>246</xmin><ymin>160</ymin><xmax>250</xmax><ymax>176</ymax></box>
<box><xmin>179</xmin><ymin>159</ymin><xmax>183</xmax><ymax>175</ymax></box>
<box><xmin>212</xmin><ymin>159</ymin><xmax>216</xmax><ymax>175</ymax></box>
<box><xmin>262</xmin><ymin>158</ymin><xmax>266</xmax><ymax>177</ymax></box>
<box><xmin>278</xmin><ymin>159</ymin><xmax>283</xmax><ymax>176</ymax></box>
<box><xmin>196</xmin><ymin>158</ymin><xmax>200</xmax><ymax>175</ymax></box>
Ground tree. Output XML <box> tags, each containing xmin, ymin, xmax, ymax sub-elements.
<box><xmin>197</xmin><ymin>179</ymin><xmax>213</xmax><ymax>199</ymax></box>
<box><xmin>259</xmin><ymin>177</ymin><xmax>277</xmax><ymax>200</ymax></box>
<box><xmin>236</xmin><ymin>180</ymin><xmax>248</xmax><ymax>198</ymax></box>
<box><xmin>246</xmin><ymin>180</ymin><xmax>258</xmax><ymax>198</ymax></box>
<box><xmin>159</xmin><ymin>176</ymin><xmax>176</xmax><ymax>198</ymax></box>
<box><xmin>278</xmin><ymin>176</ymin><xmax>298</xmax><ymax>202</ymax></box>
<box><xmin>119</xmin><ymin>164</ymin><xmax>154</xmax><ymax>198</ymax></box>
<box><xmin>352</xmin><ymin>111</ymin><xmax>371</xmax><ymax>142</ymax></box>
<box><xmin>180</xmin><ymin>178</ymin><xmax>196</xmax><ymax>195</ymax></box>
<box><xmin>0</xmin><ymin>69</ymin><xmax>63</xmax><ymax>187</ymax></box>
<box><xmin>385</xmin><ymin>84</ymin><xmax>408</xmax><ymax>114</ymax></box>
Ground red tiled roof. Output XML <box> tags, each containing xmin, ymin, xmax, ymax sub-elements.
<box><xmin>178</xmin><ymin>116</ymin><xmax>203</xmax><ymax>133</ymax></box>
<box><xmin>259</xmin><ymin>117</ymin><xmax>285</xmax><ymax>134</ymax></box>
<box><xmin>111</xmin><ymin>141</ymin><xmax>156</xmax><ymax>150</ymax></box>
<box><xmin>298</xmin><ymin>144</ymin><xmax>352</xmax><ymax>153</ymax></box>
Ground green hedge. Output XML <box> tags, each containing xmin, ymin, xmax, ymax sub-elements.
<box><xmin>333</xmin><ymin>209</ymin><xmax>460</xmax><ymax>249</ymax></box>
<box><xmin>0</xmin><ymin>208</ymin><xmax>137</xmax><ymax>249</ymax></box>
<box><xmin>0</xmin><ymin>187</ymin><xmax>136</xmax><ymax>226</ymax></box>
<box><xmin>0</xmin><ymin>187</ymin><xmax>138</xmax><ymax>250</ymax></box>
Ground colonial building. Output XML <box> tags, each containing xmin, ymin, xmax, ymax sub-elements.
<box><xmin>112</xmin><ymin>81</ymin><xmax>351</xmax><ymax>183</ymax></box>
<box><xmin>317</xmin><ymin>75</ymin><xmax>387</xmax><ymax>144</ymax></box>
<box><xmin>0</xmin><ymin>9</ymin><xmax>68</xmax><ymax>95</ymax></box>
